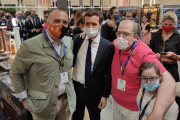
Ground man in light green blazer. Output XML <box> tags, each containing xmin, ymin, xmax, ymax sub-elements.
<box><xmin>9</xmin><ymin>9</ymin><xmax>76</xmax><ymax>120</ymax></box>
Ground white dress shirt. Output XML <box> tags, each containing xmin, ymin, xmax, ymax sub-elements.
<box><xmin>16</xmin><ymin>18</ymin><xmax>22</xmax><ymax>28</ymax></box>
<box><xmin>13</xmin><ymin>32</ymin><xmax>66</xmax><ymax>99</ymax></box>
<box><xmin>73</xmin><ymin>34</ymin><xmax>100</xmax><ymax>84</ymax></box>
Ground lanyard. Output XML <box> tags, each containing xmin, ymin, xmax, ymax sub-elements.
<box><xmin>43</xmin><ymin>31</ymin><xmax>66</xmax><ymax>66</ymax></box>
<box><xmin>139</xmin><ymin>88</ymin><xmax>157</xmax><ymax>120</ymax></box>
<box><xmin>119</xmin><ymin>40</ymin><xmax>138</xmax><ymax>76</ymax></box>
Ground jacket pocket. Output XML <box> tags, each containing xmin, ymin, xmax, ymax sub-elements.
<box><xmin>28</xmin><ymin>90</ymin><xmax>48</xmax><ymax>100</ymax></box>
<box><xmin>36</xmin><ymin>58</ymin><xmax>58</xmax><ymax>77</ymax></box>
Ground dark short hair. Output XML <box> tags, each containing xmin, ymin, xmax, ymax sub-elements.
<box><xmin>84</xmin><ymin>9</ymin><xmax>103</xmax><ymax>24</ymax></box>
<box><xmin>126</xmin><ymin>11</ymin><xmax>133</xmax><ymax>16</ymax></box>
<box><xmin>108</xmin><ymin>7</ymin><xmax>118</xmax><ymax>19</ymax></box>
<box><xmin>47</xmin><ymin>8</ymin><xmax>68</xmax><ymax>22</ymax></box>
<box><xmin>26</xmin><ymin>11</ymin><xmax>31</xmax><ymax>18</ymax></box>
<box><xmin>138</xmin><ymin>62</ymin><xmax>161</xmax><ymax>77</ymax></box>
<box><xmin>30</xmin><ymin>10</ymin><xmax>35</xmax><ymax>14</ymax></box>
<box><xmin>144</xmin><ymin>15</ymin><xmax>151</xmax><ymax>22</ymax></box>
<box><xmin>122</xmin><ymin>11</ymin><xmax>126</xmax><ymax>16</ymax></box>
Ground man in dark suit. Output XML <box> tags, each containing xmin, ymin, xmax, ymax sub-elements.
<box><xmin>25</xmin><ymin>10</ymin><xmax>42</xmax><ymax>39</ymax></box>
<box><xmin>73</xmin><ymin>9</ymin><xmax>115</xmax><ymax>120</ymax></box>
<box><xmin>8</xmin><ymin>11</ymin><xmax>27</xmax><ymax>40</ymax></box>
<box><xmin>101</xmin><ymin>7</ymin><xmax>120</xmax><ymax>42</ymax></box>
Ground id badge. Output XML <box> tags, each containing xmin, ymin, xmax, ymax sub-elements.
<box><xmin>60</xmin><ymin>72</ymin><xmax>68</xmax><ymax>84</ymax></box>
<box><xmin>117</xmin><ymin>79</ymin><xmax>126</xmax><ymax>91</ymax></box>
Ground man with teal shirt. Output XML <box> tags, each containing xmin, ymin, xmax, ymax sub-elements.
<box><xmin>10</xmin><ymin>9</ymin><xmax>76</xmax><ymax>120</ymax></box>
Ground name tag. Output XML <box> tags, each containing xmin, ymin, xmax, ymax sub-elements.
<box><xmin>117</xmin><ymin>79</ymin><xmax>126</xmax><ymax>91</ymax></box>
<box><xmin>60</xmin><ymin>72</ymin><xmax>68</xmax><ymax>84</ymax></box>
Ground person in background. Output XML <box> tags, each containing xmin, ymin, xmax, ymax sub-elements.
<box><xmin>8</xmin><ymin>11</ymin><xmax>27</xmax><ymax>40</ymax></box>
<box><xmin>101</xmin><ymin>7</ymin><xmax>120</xmax><ymax>42</ymax></box>
<box><xmin>137</xmin><ymin>62</ymin><xmax>178</xmax><ymax>120</ymax></box>
<box><xmin>132</xmin><ymin>9</ymin><xmax>139</xmax><ymax>24</ymax></box>
<box><xmin>102</xmin><ymin>12</ymin><xmax>108</xmax><ymax>24</ymax></box>
<box><xmin>122</xmin><ymin>11</ymin><xmax>126</xmax><ymax>20</ymax></box>
<box><xmin>10</xmin><ymin>8</ymin><xmax>76</xmax><ymax>120</ymax></box>
<box><xmin>5</xmin><ymin>13</ymin><xmax>11</xmax><ymax>25</ymax></box>
<box><xmin>22</xmin><ymin>11</ymin><xmax>31</xmax><ymax>39</ymax></box>
<box><xmin>125</xmin><ymin>11</ymin><xmax>143</xmax><ymax>41</ymax></box>
<box><xmin>72</xmin><ymin>9</ymin><xmax>86</xmax><ymax>37</ymax></box>
<box><xmin>150</xmin><ymin>11</ymin><xmax>180</xmax><ymax>119</ymax></box>
<box><xmin>141</xmin><ymin>12</ymin><xmax>152</xmax><ymax>45</ymax></box>
<box><xmin>25</xmin><ymin>10</ymin><xmax>43</xmax><ymax>39</ymax></box>
<box><xmin>111</xmin><ymin>20</ymin><xmax>176</xmax><ymax>120</ymax></box>
<box><xmin>68</xmin><ymin>14</ymin><xmax>74</xmax><ymax>26</ymax></box>
<box><xmin>4</xmin><ymin>13</ymin><xmax>12</xmax><ymax>30</ymax></box>
<box><xmin>42</xmin><ymin>14</ymin><xmax>48</xmax><ymax>32</ymax></box>
<box><xmin>35</xmin><ymin>14</ymin><xmax>44</xmax><ymax>24</ymax></box>
<box><xmin>23</xmin><ymin>11</ymin><xmax>31</xmax><ymax>25</ymax></box>
<box><xmin>73</xmin><ymin>9</ymin><xmax>114</xmax><ymax>120</ymax></box>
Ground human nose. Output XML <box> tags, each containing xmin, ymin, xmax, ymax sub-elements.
<box><xmin>147</xmin><ymin>78</ymin><xmax>151</xmax><ymax>84</ymax></box>
<box><xmin>120</xmin><ymin>33</ymin><xmax>123</xmax><ymax>37</ymax></box>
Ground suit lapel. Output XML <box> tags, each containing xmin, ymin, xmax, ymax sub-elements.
<box><xmin>29</xmin><ymin>19</ymin><xmax>34</xmax><ymax>28</ymax></box>
<box><xmin>92</xmin><ymin>37</ymin><xmax>107</xmax><ymax>74</ymax></box>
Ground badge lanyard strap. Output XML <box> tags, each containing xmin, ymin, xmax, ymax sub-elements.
<box><xmin>119</xmin><ymin>40</ymin><xmax>138</xmax><ymax>76</ymax></box>
<box><xmin>139</xmin><ymin>88</ymin><xmax>157</xmax><ymax>120</ymax></box>
<box><xmin>43</xmin><ymin>31</ymin><xmax>66</xmax><ymax>66</ymax></box>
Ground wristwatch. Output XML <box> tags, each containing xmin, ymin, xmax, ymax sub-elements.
<box><xmin>19</xmin><ymin>98</ymin><xmax>27</xmax><ymax>103</ymax></box>
<box><xmin>172</xmin><ymin>54</ymin><xmax>177</xmax><ymax>59</ymax></box>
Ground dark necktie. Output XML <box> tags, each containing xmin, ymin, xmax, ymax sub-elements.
<box><xmin>85</xmin><ymin>39</ymin><xmax>92</xmax><ymax>87</ymax></box>
<box><xmin>33</xmin><ymin>19</ymin><xmax>36</xmax><ymax>27</ymax></box>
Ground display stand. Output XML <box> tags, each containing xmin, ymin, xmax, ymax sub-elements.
<box><xmin>0</xmin><ymin>54</ymin><xmax>33</xmax><ymax>120</ymax></box>
<box><xmin>141</xmin><ymin>4</ymin><xmax>160</xmax><ymax>30</ymax></box>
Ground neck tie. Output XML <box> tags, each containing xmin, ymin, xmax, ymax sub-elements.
<box><xmin>33</xmin><ymin>19</ymin><xmax>36</xmax><ymax>26</ymax></box>
<box><xmin>85</xmin><ymin>39</ymin><xmax>92</xmax><ymax>87</ymax></box>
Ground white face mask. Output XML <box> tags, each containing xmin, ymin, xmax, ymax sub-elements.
<box><xmin>84</xmin><ymin>27</ymin><xmax>99</xmax><ymax>39</ymax></box>
<box><xmin>116</xmin><ymin>37</ymin><xmax>132</xmax><ymax>50</ymax></box>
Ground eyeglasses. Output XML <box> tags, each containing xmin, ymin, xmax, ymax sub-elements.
<box><xmin>139</xmin><ymin>75</ymin><xmax>159</xmax><ymax>83</ymax></box>
<box><xmin>115</xmin><ymin>32</ymin><xmax>135</xmax><ymax>38</ymax></box>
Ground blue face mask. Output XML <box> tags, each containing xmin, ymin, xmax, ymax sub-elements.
<box><xmin>114</xmin><ymin>14</ymin><xmax>120</xmax><ymax>20</ymax></box>
<box><xmin>31</xmin><ymin>15</ymin><xmax>35</xmax><ymax>19</ymax></box>
<box><xmin>125</xmin><ymin>18</ymin><xmax>133</xmax><ymax>20</ymax></box>
<box><xmin>141</xmin><ymin>80</ymin><xmax>160</xmax><ymax>92</ymax></box>
<box><xmin>18</xmin><ymin>15</ymin><xmax>23</xmax><ymax>20</ymax></box>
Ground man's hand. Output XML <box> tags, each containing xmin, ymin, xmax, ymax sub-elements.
<box><xmin>70</xmin><ymin>14</ymin><xmax>74</xmax><ymax>20</ymax></box>
<box><xmin>36</xmin><ymin>29</ymin><xmax>40</xmax><ymax>33</ymax></box>
<box><xmin>98</xmin><ymin>97</ymin><xmax>107</xmax><ymax>109</ymax></box>
<box><xmin>32</xmin><ymin>28</ymin><xmax>36</xmax><ymax>32</ymax></box>
<box><xmin>155</xmin><ymin>53</ymin><xmax>160</xmax><ymax>59</ymax></box>
<box><xmin>107</xmin><ymin>19</ymin><xmax>116</xmax><ymax>29</ymax></box>
<box><xmin>79</xmin><ymin>32</ymin><xmax>86</xmax><ymax>39</ymax></box>
<box><xmin>23</xmin><ymin>99</ymin><xmax>30</xmax><ymax>111</ymax></box>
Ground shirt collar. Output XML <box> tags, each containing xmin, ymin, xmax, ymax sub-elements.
<box><xmin>85</xmin><ymin>34</ymin><xmax>100</xmax><ymax>44</ymax></box>
<box><xmin>30</xmin><ymin>17</ymin><xmax>35</xmax><ymax>21</ymax></box>
<box><xmin>46</xmin><ymin>32</ymin><xmax>64</xmax><ymax>44</ymax></box>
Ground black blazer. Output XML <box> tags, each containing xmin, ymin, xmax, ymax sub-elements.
<box><xmin>73</xmin><ymin>34</ymin><xmax>115</xmax><ymax>98</ymax></box>
<box><xmin>8</xmin><ymin>21</ymin><xmax>27</xmax><ymax>39</ymax></box>
<box><xmin>101</xmin><ymin>22</ymin><xmax>119</xmax><ymax>42</ymax></box>
<box><xmin>25</xmin><ymin>18</ymin><xmax>43</xmax><ymax>39</ymax></box>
